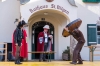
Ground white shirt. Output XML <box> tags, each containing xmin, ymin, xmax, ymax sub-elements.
<box><xmin>44</xmin><ymin>32</ymin><xmax>48</xmax><ymax>43</ymax></box>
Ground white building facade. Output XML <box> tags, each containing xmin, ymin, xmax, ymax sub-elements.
<box><xmin>0</xmin><ymin>0</ymin><xmax>100</xmax><ymax>61</ymax></box>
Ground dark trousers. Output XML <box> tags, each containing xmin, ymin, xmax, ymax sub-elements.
<box><xmin>72</xmin><ymin>42</ymin><xmax>84</xmax><ymax>63</ymax></box>
<box><xmin>40</xmin><ymin>43</ymin><xmax>48</xmax><ymax>60</ymax></box>
<box><xmin>15</xmin><ymin>45</ymin><xmax>21</xmax><ymax>61</ymax></box>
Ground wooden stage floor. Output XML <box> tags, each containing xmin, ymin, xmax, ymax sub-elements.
<box><xmin>0</xmin><ymin>61</ymin><xmax>100</xmax><ymax>66</ymax></box>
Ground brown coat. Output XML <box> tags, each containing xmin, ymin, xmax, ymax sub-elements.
<box><xmin>70</xmin><ymin>29</ymin><xmax>85</xmax><ymax>43</ymax></box>
<box><xmin>70</xmin><ymin>29</ymin><xmax>85</xmax><ymax>62</ymax></box>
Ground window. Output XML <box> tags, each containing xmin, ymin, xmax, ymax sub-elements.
<box><xmin>87</xmin><ymin>24</ymin><xmax>97</xmax><ymax>46</ymax></box>
<box><xmin>20</xmin><ymin>0</ymin><xmax>30</xmax><ymax>5</ymax></box>
<box><xmin>83</xmin><ymin>0</ymin><xmax>100</xmax><ymax>3</ymax></box>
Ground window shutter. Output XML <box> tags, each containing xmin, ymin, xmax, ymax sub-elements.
<box><xmin>83</xmin><ymin>0</ymin><xmax>100</xmax><ymax>2</ymax></box>
<box><xmin>87</xmin><ymin>24</ymin><xmax>97</xmax><ymax>46</ymax></box>
<box><xmin>97</xmin><ymin>0</ymin><xmax>100</xmax><ymax>2</ymax></box>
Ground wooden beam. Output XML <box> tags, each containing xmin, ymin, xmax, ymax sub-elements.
<box><xmin>9</xmin><ymin>51</ymin><xmax>55</xmax><ymax>53</ymax></box>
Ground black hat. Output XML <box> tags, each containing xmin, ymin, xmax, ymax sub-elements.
<box><xmin>21</xmin><ymin>20</ymin><xmax>28</xmax><ymax>27</ymax></box>
<box><xmin>21</xmin><ymin>20</ymin><xmax>26</xmax><ymax>25</ymax></box>
<box><xmin>17</xmin><ymin>21</ymin><xmax>23</xmax><ymax>28</ymax></box>
<box><xmin>17</xmin><ymin>20</ymin><xmax>28</xmax><ymax>28</ymax></box>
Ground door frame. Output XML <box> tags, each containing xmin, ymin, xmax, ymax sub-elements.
<box><xmin>31</xmin><ymin>21</ymin><xmax>55</xmax><ymax>59</ymax></box>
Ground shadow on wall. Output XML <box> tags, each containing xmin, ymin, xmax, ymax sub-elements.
<box><xmin>76</xmin><ymin>1</ymin><xmax>100</xmax><ymax>16</ymax></box>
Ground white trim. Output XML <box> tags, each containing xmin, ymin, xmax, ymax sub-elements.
<box><xmin>89</xmin><ymin>42</ymin><xmax>97</xmax><ymax>44</ymax></box>
<box><xmin>32</xmin><ymin>35</ymin><xmax>34</xmax><ymax>44</ymax></box>
<box><xmin>88</xmin><ymin>26</ymin><xmax>96</xmax><ymax>28</ymax></box>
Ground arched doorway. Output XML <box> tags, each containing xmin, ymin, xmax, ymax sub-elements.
<box><xmin>31</xmin><ymin>21</ymin><xmax>54</xmax><ymax>59</ymax></box>
<box><xmin>27</xmin><ymin>9</ymin><xmax>73</xmax><ymax>60</ymax></box>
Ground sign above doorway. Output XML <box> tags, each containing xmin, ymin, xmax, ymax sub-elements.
<box><xmin>29</xmin><ymin>4</ymin><xmax>69</xmax><ymax>14</ymax></box>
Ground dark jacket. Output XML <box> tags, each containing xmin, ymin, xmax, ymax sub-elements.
<box><xmin>14</xmin><ymin>27</ymin><xmax>23</xmax><ymax>43</ymax></box>
<box><xmin>69</xmin><ymin>29</ymin><xmax>85</xmax><ymax>43</ymax></box>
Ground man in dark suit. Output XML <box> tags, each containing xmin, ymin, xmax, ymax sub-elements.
<box><xmin>64</xmin><ymin>27</ymin><xmax>85</xmax><ymax>65</ymax></box>
<box><xmin>13</xmin><ymin>20</ymin><xmax>26</xmax><ymax>64</ymax></box>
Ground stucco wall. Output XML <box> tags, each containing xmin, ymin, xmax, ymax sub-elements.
<box><xmin>0</xmin><ymin>0</ymin><xmax>100</xmax><ymax>61</ymax></box>
<box><xmin>0</xmin><ymin>0</ymin><xmax>20</xmax><ymax>42</ymax></box>
<box><xmin>76</xmin><ymin>0</ymin><xmax>100</xmax><ymax>61</ymax></box>
<box><xmin>0</xmin><ymin>0</ymin><xmax>20</xmax><ymax>51</ymax></box>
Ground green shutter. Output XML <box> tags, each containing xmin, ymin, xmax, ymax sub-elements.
<box><xmin>83</xmin><ymin>0</ymin><xmax>100</xmax><ymax>2</ymax></box>
<box><xmin>87</xmin><ymin>24</ymin><xmax>97</xmax><ymax>46</ymax></box>
<box><xmin>97</xmin><ymin>0</ymin><xmax>100</xmax><ymax>2</ymax></box>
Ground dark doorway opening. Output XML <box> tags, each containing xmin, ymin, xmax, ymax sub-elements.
<box><xmin>32</xmin><ymin>21</ymin><xmax>54</xmax><ymax>60</ymax></box>
<box><xmin>34</xmin><ymin>26</ymin><xmax>43</xmax><ymax>59</ymax></box>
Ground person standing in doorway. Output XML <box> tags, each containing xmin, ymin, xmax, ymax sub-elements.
<box><xmin>37</xmin><ymin>25</ymin><xmax>52</xmax><ymax>62</ymax></box>
<box><xmin>64</xmin><ymin>27</ymin><xmax>85</xmax><ymax>65</ymax></box>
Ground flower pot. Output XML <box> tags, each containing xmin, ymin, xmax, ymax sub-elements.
<box><xmin>62</xmin><ymin>53</ymin><xmax>68</xmax><ymax>61</ymax></box>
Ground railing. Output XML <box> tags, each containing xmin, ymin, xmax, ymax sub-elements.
<box><xmin>9</xmin><ymin>51</ymin><xmax>55</xmax><ymax>62</ymax></box>
<box><xmin>85</xmin><ymin>45</ymin><xmax>100</xmax><ymax>62</ymax></box>
<box><xmin>0</xmin><ymin>42</ymin><xmax>7</xmax><ymax>61</ymax></box>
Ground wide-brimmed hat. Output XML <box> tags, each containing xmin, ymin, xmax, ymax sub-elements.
<box><xmin>21</xmin><ymin>20</ymin><xmax>28</xmax><ymax>27</ymax></box>
<box><xmin>17</xmin><ymin>20</ymin><xmax>28</xmax><ymax>27</ymax></box>
<box><xmin>43</xmin><ymin>25</ymin><xmax>50</xmax><ymax>29</ymax></box>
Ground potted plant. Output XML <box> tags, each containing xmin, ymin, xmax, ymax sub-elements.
<box><xmin>62</xmin><ymin>46</ymin><xmax>70</xmax><ymax>61</ymax></box>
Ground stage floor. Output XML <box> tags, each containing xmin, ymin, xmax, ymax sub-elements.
<box><xmin>0</xmin><ymin>61</ymin><xmax>100</xmax><ymax>66</ymax></box>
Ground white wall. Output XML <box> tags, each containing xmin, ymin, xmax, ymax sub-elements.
<box><xmin>76</xmin><ymin>0</ymin><xmax>100</xmax><ymax>61</ymax></box>
<box><xmin>20</xmin><ymin>0</ymin><xmax>77</xmax><ymax>22</ymax></box>
<box><xmin>0</xmin><ymin>0</ymin><xmax>6</xmax><ymax>2</ymax></box>
<box><xmin>20</xmin><ymin>0</ymin><xmax>77</xmax><ymax>60</ymax></box>
<box><xmin>1</xmin><ymin>0</ymin><xmax>100</xmax><ymax>61</ymax></box>
<box><xmin>0</xmin><ymin>0</ymin><xmax>20</xmax><ymax>42</ymax></box>
<box><xmin>27</xmin><ymin>12</ymin><xmax>69</xmax><ymax>60</ymax></box>
<box><xmin>0</xmin><ymin>0</ymin><xmax>20</xmax><ymax>51</ymax></box>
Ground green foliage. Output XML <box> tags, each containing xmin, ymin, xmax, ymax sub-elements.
<box><xmin>63</xmin><ymin>46</ymin><xmax>70</xmax><ymax>54</ymax></box>
<box><xmin>63</xmin><ymin>46</ymin><xmax>70</xmax><ymax>61</ymax></box>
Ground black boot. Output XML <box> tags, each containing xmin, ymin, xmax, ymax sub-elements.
<box><xmin>15</xmin><ymin>59</ymin><xmax>22</xmax><ymax>64</ymax></box>
<box><xmin>43</xmin><ymin>59</ymin><xmax>47</xmax><ymax>61</ymax></box>
<box><xmin>17</xmin><ymin>59</ymin><xmax>22</xmax><ymax>64</ymax></box>
<box><xmin>20</xmin><ymin>57</ymin><xmax>24</xmax><ymax>62</ymax></box>
<box><xmin>39</xmin><ymin>58</ymin><xmax>42</xmax><ymax>62</ymax></box>
<box><xmin>70</xmin><ymin>62</ymin><xmax>77</xmax><ymax>65</ymax></box>
<box><xmin>77</xmin><ymin>62</ymin><xmax>83</xmax><ymax>64</ymax></box>
<box><xmin>15</xmin><ymin>60</ymin><xmax>18</xmax><ymax>64</ymax></box>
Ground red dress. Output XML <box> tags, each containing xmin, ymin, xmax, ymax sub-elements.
<box><xmin>12</xmin><ymin>30</ymin><xmax>16</xmax><ymax>57</ymax></box>
<box><xmin>20</xmin><ymin>30</ymin><xmax>28</xmax><ymax>58</ymax></box>
<box><xmin>12</xmin><ymin>29</ymin><xmax>28</xmax><ymax>58</ymax></box>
